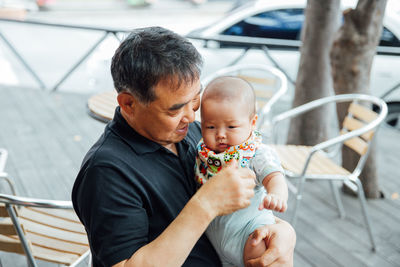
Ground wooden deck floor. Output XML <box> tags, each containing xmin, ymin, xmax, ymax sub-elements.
<box><xmin>0</xmin><ymin>85</ymin><xmax>399</xmax><ymax>266</ymax></box>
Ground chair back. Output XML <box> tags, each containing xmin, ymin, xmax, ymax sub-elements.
<box><xmin>0</xmin><ymin>203</ymin><xmax>28</xmax><ymax>255</ymax></box>
<box><xmin>0</xmin><ymin>193</ymin><xmax>89</xmax><ymax>266</ymax></box>
<box><xmin>201</xmin><ymin>64</ymin><xmax>288</xmax><ymax>130</ymax></box>
<box><xmin>340</xmin><ymin>100</ymin><xmax>385</xmax><ymax>176</ymax></box>
<box><xmin>341</xmin><ymin>102</ymin><xmax>379</xmax><ymax>155</ymax></box>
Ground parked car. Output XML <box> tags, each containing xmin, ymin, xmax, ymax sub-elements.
<box><xmin>188</xmin><ymin>0</ymin><xmax>400</xmax><ymax>128</ymax></box>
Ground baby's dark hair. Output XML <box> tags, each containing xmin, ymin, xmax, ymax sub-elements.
<box><xmin>202</xmin><ymin>76</ymin><xmax>256</xmax><ymax>118</ymax></box>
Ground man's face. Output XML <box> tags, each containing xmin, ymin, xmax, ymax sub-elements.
<box><xmin>201</xmin><ymin>99</ymin><xmax>257</xmax><ymax>153</ymax></box>
<box><xmin>131</xmin><ymin>78</ymin><xmax>202</xmax><ymax>147</ymax></box>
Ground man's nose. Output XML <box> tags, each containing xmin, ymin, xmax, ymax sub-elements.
<box><xmin>181</xmin><ymin>105</ymin><xmax>195</xmax><ymax>123</ymax></box>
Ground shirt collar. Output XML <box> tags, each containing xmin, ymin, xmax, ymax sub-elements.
<box><xmin>108</xmin><ymin>107</ymin><xmax>162</xmax><ymax>155</ymax></box>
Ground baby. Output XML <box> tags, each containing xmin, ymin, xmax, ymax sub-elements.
<box><xmin>194</xmin><ymin>76</ymin><xmax>288</xmax><ymax>267</ymax></box>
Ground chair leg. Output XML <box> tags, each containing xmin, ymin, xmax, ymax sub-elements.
<box><xmin>291</xmin><ymin>177</ymin><xmax>306</xmax><ymax>226</ymax></box>
<box><xmin>354</xmin><ymin>178</ymin><xmax>377</xmax><ymax>251</ymax></box>
<box><xmin>88</xmin><ymin>252</ymin><xmax>92</xmax><ymax>267</ymax></box>
<box><xmin>6</xmin><ymin>205</ymin><xmax>38</xmax><ymax>267</ymax></box>
<box><xmin>329</xmin><ymin>180</ymin><xmax>346</xmax><ymax>218</ymax></box>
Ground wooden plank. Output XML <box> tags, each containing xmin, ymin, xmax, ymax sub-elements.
<box><xmin>349</xmin><ymin>102</ymin><xmax>378</xmax><ymax>123</ymax></box>
<box><xmin>340</xmin><ymin>131</ymin><xmax>369</xmax><ymax>155</ymax></box>
<box><xmin>343</xmin><ymin>116</ymin><xmax>375</xmax><ymax>141</ymax></box>
<box><xmin>311</xmin><ymin>151</ymin><xmax>349</xmax><ymax>175</ymax></box>
<box><xmin>6</xmin><ymin>88</ymin><xmax>68</xmax><ymax>199</ymax></box>
<box><xmin>273</xmin><ymin>145</ymin><xmax>305</xmax><ymax>174</ymax></box>
<box><xmin>304</xmin><ymin>183</ymin><xmax>400</xmax><ymax>266</ymax></box>
<box><xmin>294</xmin><ymin>231</ymin><xmax>348</xmax><ymax>267</ymax></box>
<box><xmin>295</xmin><ymin>214</ymin><xmax>363</xmax><ymax>266</ymax></box>
<box><xmin>26</xmin><ymin>207</ymin><xmax>81</xmax><ymax>224</ymax></box>
<box><xmin>26</xmin><ymin>232</ymin><xmax>88</xmax><ymax>255</ymax></box>
<box><xmin>0</xmin><ymin>203</ymin><xmax>9</xmax><ymax>218</ymax></box>
<box><xmin>19</xmin><ymin>207</ymin><xmax>86</xmax><ymax>234</ymax></box>
<box><xmin>297</xmin><ymin>194</ymin><xmax>397</xmax><ymax>266</ymax></box>
<box><xmin>0</xmin><ymin>235</ymin><xmax>24</xmax><ymax>254</ymax></box>
<box><xmin>272</xmin><ymin>145</ymin><xmax>350</xmax><ymax>176</ymax></box>
<box><xmin>31</xmin><ymin>244</ymin><xmax>80</xmax><ymax>266</ymax></box>
<box><xmin>0</xmin><ymin>219</ymin><xmax>17</xmax><ymax>235</ymax></box>
<box><xmin>20</xmin><ymin>219</ymin><xmax>88</xmax><ymax>245</ymax></box>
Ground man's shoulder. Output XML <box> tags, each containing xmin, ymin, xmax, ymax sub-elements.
<box><xmin>84</xmin><ymin>129</ymin><xmax>129</xmax><ymax>165</ymax></box>
<box><xmin>74</xmin><ymin>127</ymin><xmax>136</xmax><ymax>190</ymax></box>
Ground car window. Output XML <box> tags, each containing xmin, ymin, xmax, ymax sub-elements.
<box><xmin>221</xmin><ymin>8</ymin><xmax>400</xmax><ymax>47</ymax></box>
<box><xmin>380</xmin><ymin>27</ymin><xmax>400</xmax><ymax>47</ymax></box>
<box><xmin>221</xmin><ymin>8</ymin><xmax>304</xmax><ymax>40</ymax></box>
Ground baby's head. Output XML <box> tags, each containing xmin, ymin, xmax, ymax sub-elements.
<box><xmin>201</xmin><ymin>76</ymin><xmax>257</xmax><ymax>153</ymax></box>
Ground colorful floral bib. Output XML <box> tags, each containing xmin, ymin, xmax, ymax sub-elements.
<box><xmin>195</xmin><ymin>131</ymin><xmax>262</xmax><ymax>185</ymax></box>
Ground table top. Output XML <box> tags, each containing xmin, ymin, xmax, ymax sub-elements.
<box><xmin>87</xmin><ymin>91</ymin><xmax>118</xmax><ymax>123</ymax></box>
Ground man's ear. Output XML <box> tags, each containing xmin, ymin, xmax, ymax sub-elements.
<box><xmin>117</xmin><ymin>92</ymin><xmax>136</xmax><ymax>115</ymax></box>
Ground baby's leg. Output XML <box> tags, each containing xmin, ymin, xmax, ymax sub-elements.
<box><xmin>243</xmin><ymin>232</ymin><xmax>267</xmax><ymax>266</ymax></box>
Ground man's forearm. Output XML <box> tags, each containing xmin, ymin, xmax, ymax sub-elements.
<box><xmin>116</xmin><ymin>195</ymin><xmax>214</xmax><ymax>267</ymax></box>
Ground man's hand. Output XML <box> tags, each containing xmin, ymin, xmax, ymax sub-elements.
<box><xmin>259</xmin><ymin>194</ymin><xmax>287</xmax><ymax>213</ymax></box>
<box><xmin>196</xmin><ymin>160</ymin><xmax>256</xmax><ymax>217</ymax></box>
<box><xmin>245</xmin><ymin>218</ymin><xmax>296</xmax><ymax>267</ymax></box>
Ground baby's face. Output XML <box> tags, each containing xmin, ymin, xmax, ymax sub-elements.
<box><xmin>201</xmin><ymin>99</ymin><xmax>257</xmax><ymax>153</ymax></box>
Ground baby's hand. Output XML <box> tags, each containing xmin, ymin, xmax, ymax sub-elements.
<box><xmin>259</xmin><ymin>194</ymin><xmax>287</xmax><ymax>213</ymax></box>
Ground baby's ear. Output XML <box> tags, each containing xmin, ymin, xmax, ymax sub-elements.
<box><xmin>251</xmin><ymin>114</ymin><xmax>258</xmax><ymax>128</ymax></box>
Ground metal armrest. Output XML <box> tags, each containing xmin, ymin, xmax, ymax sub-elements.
<box><xmin>0</xmin><ymin>172</ymin><xmax>17</xmax><ymax>196</ymax></box>
<box><xmin>0</xmin><ymin>193</ymin><xmax>73</xmax><ymax>209</ymax></box>
<box><xmin>271</xmin><ymin>94</ymin><xmax>388</xmax><ymax>143</ymax></box>
<box><xmin>272</xmin><ymin>94</ymin><xmax>388</xmax><ymax>124</ymax></box>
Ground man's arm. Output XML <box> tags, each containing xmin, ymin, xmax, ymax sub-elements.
<box><xmin>114</xmin><ymin>161</ymin><xmax>256</xmax><ymax>267</ymax></box>
<box><xmin>245</xmin><ymin>217</ymin><xmax>296</xmax><ymax>267</ymax></box>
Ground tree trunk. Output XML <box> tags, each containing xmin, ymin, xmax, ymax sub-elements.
<box><xmin>287</xmin><ymin>0</ymin><xmax>341</xmax><ymax>146</ymax></box>
<box><xmin>330</xmin><ymin>0</ymin><xmax>387</xmax><ymax>198</ymax></box>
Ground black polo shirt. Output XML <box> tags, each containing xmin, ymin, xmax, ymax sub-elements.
<box><xmin>72</xmin><ymin>107</ymin><xmax>221</xmax><ymax>267</ymax></box>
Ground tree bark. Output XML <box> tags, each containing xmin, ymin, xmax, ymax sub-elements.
<box><xmin>330</xmin><ymin>0</ymin><xmax>387</xmax><ymax>198</ymax></box>
<box><xmin>287</xmin><ymin>0</ymin><xmax>341</xmax><ymax>146</ymax></box>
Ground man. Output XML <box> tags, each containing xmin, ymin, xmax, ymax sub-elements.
<box><xmin>72</xmin><ymin>26</ymin><xmax>295</xmax><ymax>267</ymax></box>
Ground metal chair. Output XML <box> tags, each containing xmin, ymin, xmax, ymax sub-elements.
<box><xmin>0</xmin><ymin>150</ymin><xmax>90</xmax><ymax>267</ymax></box>
<box><xmin>201</xmin><ymin>63</ymin><xmax>288</xmax><ymax>132</ymax></box>
<box><xmin>269</xmin><ymin>94</ymin><xmax>388</xmax><ymax>251</ymax></box>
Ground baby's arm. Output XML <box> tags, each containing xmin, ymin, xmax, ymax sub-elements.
<box><xmin>259</xmin><ymin>171</ymin><xmax>288</xmax><ymax>212</ymax></box>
